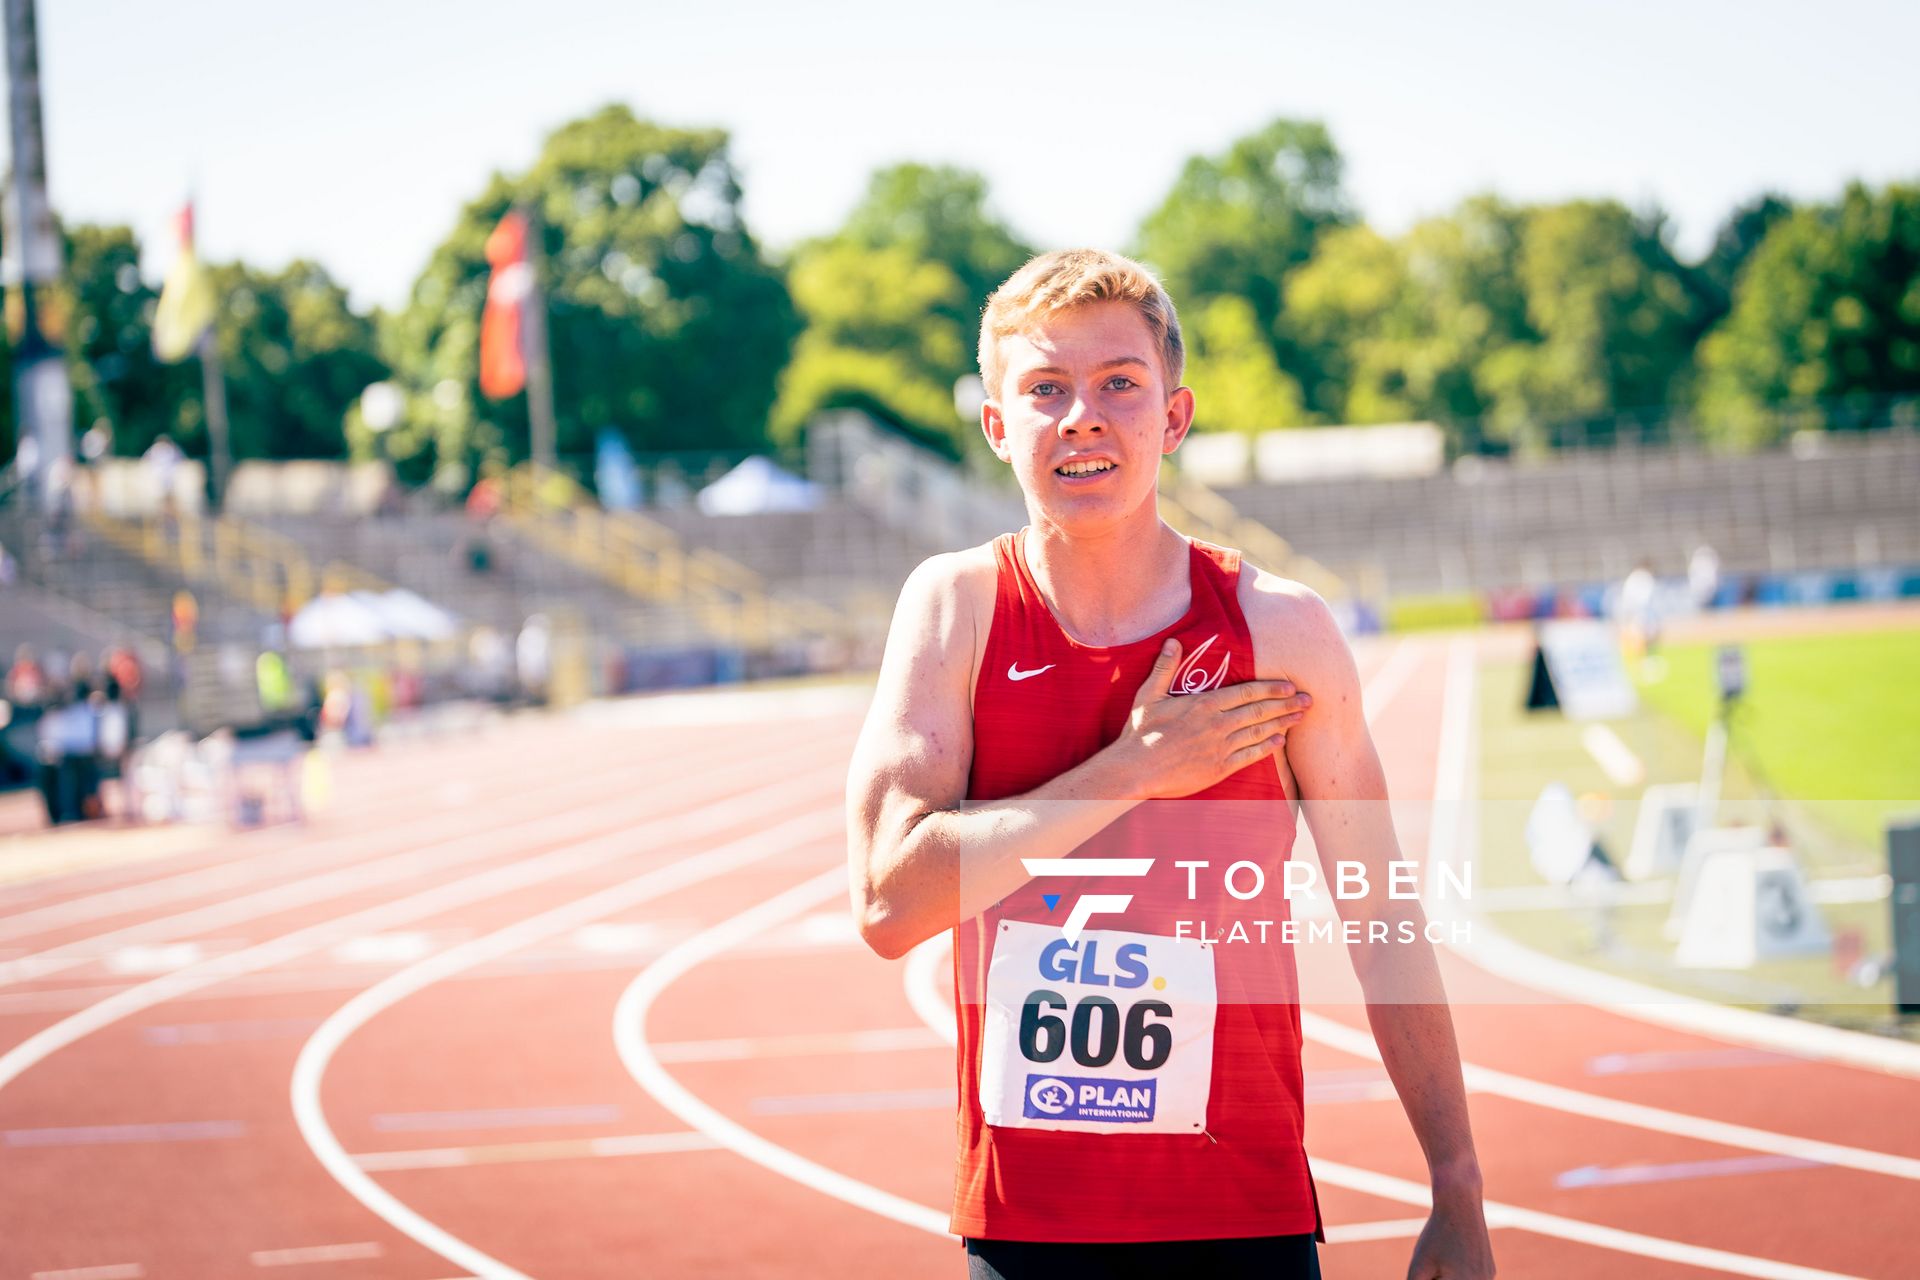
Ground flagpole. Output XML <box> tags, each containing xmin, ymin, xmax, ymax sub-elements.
<box><xmin>521</xmin><ymin>205</ymin><xmax>558</xmax><ymax>476</ymax></box>
<box><xmin>197</xmin><ymin>329</ymin><xmax>231</xmax><ymax>510</ymax></box>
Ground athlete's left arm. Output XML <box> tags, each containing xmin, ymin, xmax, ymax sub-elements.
<box><xmin>1243</xmin><ymin>570</ymin><xmax>1496</xmax><ymax>1280</ymax></box>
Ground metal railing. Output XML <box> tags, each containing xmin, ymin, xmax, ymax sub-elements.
<box><xmin>82</xmin><ymin>510</ymin><xmax>391</xmax><ymax>615</ymax></box>
<box><xmin>498</xmin><ymin>465</ymin><xmax>855</xmax><ymax>650</ymax></box>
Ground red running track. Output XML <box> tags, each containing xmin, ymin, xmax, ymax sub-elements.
<box><xmin>0</xmin><ymin>648</ymin><xmax>1916</xmax><ymax>1279</ymax></box>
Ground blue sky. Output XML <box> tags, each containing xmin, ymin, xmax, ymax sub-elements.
<box><xmin>32</xmin><ymin>0</ymin><xmax>1920</xmax><ymax>310</ymax></box>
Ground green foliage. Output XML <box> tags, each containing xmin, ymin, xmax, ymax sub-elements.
<box><xmin>1136</xmin><ymin>118</ymin><xmax>1351</xmax><ymax>344</ymax></box>
<box><xmin>1475</xmin><ymin>201</ymin><xmax>1702</xmax><ymax>445</ymax></box>
<box><xmin>1699</xmin><ymin>192</ymin><xmax>1794</xmax><ymax>317</ymax></box>
<box><xmin>58</xmin><ymin>224</ymin><xmax>379</xmax><ymax>464</ymax></box>
<box><xmin>1279</xmin><ymin>195</ymin><xmax>1705</xmax><ymax>450</ymax></box>
<box><xmin>63</xmin><ymin>224</ymin><xmax>195</xmax><ymax>456</ymax></box>
<box><xmin>1695</xmin><ymin>182</ymin><xmax>1920</xmax><ymax>444</ymax></box>
<box><xmin>205</xmin><ymin>260</ymin><xmax>385</xmax><ymax>461</ymax></box>
<box><xmin>1182</xmin><ymin>296</ymin><xmax>1306</xmax><ymax>433</ymax></box>
<box><xmin>836</xmin><ymin>164</ymin><xmax>1031</xmax><ymax>313</ymax></box>
<box><xmin>387</xmin><ymin>105</ymin><xmax>798</xmax><ymax>483</ymax></box>
<box><xmin>773</xmin><ymin>163</ymin><xmax>1032</xmax><ymax>456</ymax></box>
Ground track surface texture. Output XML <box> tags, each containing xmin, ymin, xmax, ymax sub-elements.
<box><xmin>1</xmin><ymin>641</ymin><xmax>1915</xmax><ymax>1279</ymax></box>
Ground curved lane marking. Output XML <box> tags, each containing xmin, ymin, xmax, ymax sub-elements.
<box><xmin>614</xmin><ymin>866</ymin><xmax>953</xmax><ymax>1239</ymax></box>
<box><xmin>293</xmin><ymin>798</ymin><xmax>846</xmax><ymax>1280</ymax></box>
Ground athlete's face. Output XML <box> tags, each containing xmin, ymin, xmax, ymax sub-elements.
<box><xmin>982</xmin><ymin>301</ymin><xmax>1195</xmax><ymax>532</ymax></box>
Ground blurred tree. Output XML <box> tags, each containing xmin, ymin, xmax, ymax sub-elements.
<box><xmin>1698</xmin><ymin>192</ymin><xmax>1793</xmax><ymax>317</ymax></box>
<box><xmin>1696</xmin><ymin>182</ymin><xmax>1920</xmax><ymax>443</ymax></box>
<box><xmin>1136</xmin><ymin>118</ymin><xmax>1351</xmax><ymax>414</ymax></box>
<box><xmin>1183</xmin><ymin>296</ymin><xmax>1306</xmax><ymax>433</ymax></box>
<box><xmin>837</xmin><ymin>163</ymin><xmax>1031</xmax><ymax>314</ymax></box>
<box><xmin>200</xmin><ymin>259</ymin><xmax>385</xmax><ymax>461</ymax></box>
<box><xmin>64</xmin><ymin>224</ymin><xmax>193</xmax><ymax>457</ymax></box>
<box><xmin>61</xmin><ymin>225</ymin><xmax>376</xmax><ymax>466</ymax></box>
<box><xmin>1137</xmin><ymin>119</ymin><xmax>1350</xmax><ymax>334</ymax></box>
<box><xmin>386</xmin><ymin>105</ymin><xmax>797</xmax><ymax>485</ymax></box>
<box><xmin>1284</xmin><ymin>224</ymin><xmax>1418</xmax><ymax>422</ymax></box>
<box><xmin>1282</xmin><ymin>197</ymin><xmax>1534</xmax><ymax>442</ymax></box>
<box><xmin>773</xmin><ymin>163</ymin><xmax>1032</xmax><ymax>455</ymax></box>
<box><xmin>1474</xmin><ymin>200</ymin><xmax>1702</xmax><ymax>446</ymax></box>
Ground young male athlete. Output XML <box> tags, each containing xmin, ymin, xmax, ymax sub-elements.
<box><xmin>847</xmin><ymin>250</ymin><xmax>1495</xmax><ymax>1279</ymax></box>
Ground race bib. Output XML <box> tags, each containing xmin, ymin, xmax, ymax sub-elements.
<box><xmin>979</xmin><ymin>919</ymin><xmax>1216</xmax><ymax>1135</ymax></box>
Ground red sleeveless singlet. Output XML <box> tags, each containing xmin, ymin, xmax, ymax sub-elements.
<box><xmin>950</xmin><ymin>528</ymin><xmax>1319</xmax><ymax>1243</ymax></box>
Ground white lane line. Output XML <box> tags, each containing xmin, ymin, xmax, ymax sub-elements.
<box><xmin>372</xmin><ymin>1105</ymin><xmax>621</xmax><ymax>1133</ymax></box>
<box><xmin>1300</xmin><ymin>1009</ymin><xmax>1920</xmax><ymax>1181</ymax></box>
<box><xmin>651</xmin><ymin>1027</ymin><xmax>946</xmax><ymax>1063</ymax></box>
<box><xmin>0</xmin><ymin>734</ymin><xmax>784</xmax><ymax>988</ymax></box>
<box><xmin>614</xmin><ymin>866</ymin><xmax>953</xmax><ymax>1239</ymax></box>
<box><xmin>290</xmin><ymin>804</ymin><xmax>846</xmax><ymax>1280</ymax></box>
<box><xmin>5</xmin><ymin>1119</ymin><xmax>244</xmax><ymax>1146</ymax></box>
<box><xmin>1421</xmin><ymin>637</ymin><xmax>1474</xmax><ymax>886</ymax></box>
<box><xmin>249</xmin><ymin>1242</ymin><xmax>383</xmax><ymax>1267</ymax></box>
<box><xmin>352</xmin><ymin>1130</ymin><xmax>720</xmax><ymax>1172</ymax></box>
<box><xmin>1360</xmin><ymin>637</ymin><xmax>1424</xmax><ymax>725</ymax></box>
<box><xmin>1580</xmin><ymin>722</ymin><xmax>1646</xmax><ymax>786</ymax></box>
<box><xmin>0</xmin><ymin>733</ymin><xmax>691</xmax><ymax>945</ymax></box>
<box><xmin>1313</xmin><ymin>1159</ymin><xmax>1865</xmax><ymax>1280</ymax></box>
<box><xmin>750</xmin><ymin>1088</ymin><xmax>952</xmax><ymax>1115</ymax></box>
<box><xmin>0</xmin><ymin>764</ymin><xmax>842</xmax><ymax>1096</ymax></box>
<box><xmin>1321</xmin><ymin>1216</ymin><xmax>1432</xmax><ymax>1245</ymax></box>
<box><xmin>30</xmin><ymin>1265</ymin><xmax>146</xmax><ymax>1279</ymax></box>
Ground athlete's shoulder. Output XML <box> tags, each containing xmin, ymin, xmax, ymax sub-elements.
<box><xmin>885</xmin><ymin>541</ymin><xmax>1000</xmax><ymax>669</ymax></box>
<box><xmin>1236</xmin><ymin>563</ymin><xmax>1351</xmax><ymax>682</ymax></box>
<box><xmin>897</xmin><ymin>541</ymin><xmax>999</xmax><ymax>621</ymax></box>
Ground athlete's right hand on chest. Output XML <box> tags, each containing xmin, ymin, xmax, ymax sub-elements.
<box><xmin>1111</xmin><ymin>638</ymin><xmax>1311</xmax><ymax>798</ymax></box>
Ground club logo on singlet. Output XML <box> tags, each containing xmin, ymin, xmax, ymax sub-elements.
<box><xmin>1171</xmin><ymin>634</ymin><xmax>1230</xmax><ymax>695</ymax></box>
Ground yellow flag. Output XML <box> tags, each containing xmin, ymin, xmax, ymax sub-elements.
<box><xmin>152</xmin><ymin>203</ymin><xmax>216</xmax><ymax>362</ymax></box>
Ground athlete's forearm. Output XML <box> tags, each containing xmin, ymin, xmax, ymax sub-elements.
<box><xmin>1358</xmin><ymin>939</ymin><xmax>1484</xmax><ymax>1195</ymax></box>
<box><xmin>854</xmin><ymin>747</ymin><xmax>1144</xmax><ymax>959</ymax></box>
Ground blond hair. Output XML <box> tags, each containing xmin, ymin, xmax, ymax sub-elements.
<box><xmin>977</xmin><ymin>248</ymin><xmax>1185</xmax><ymax>397</ymax></box>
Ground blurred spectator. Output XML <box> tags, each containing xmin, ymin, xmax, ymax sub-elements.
<box><xmin>1617</xmin><ymin>559</ymin><xmax>1659</xmax><ymax>656</ymax></box>
<box><xmin>145</xmin><ymin>434</ymin><xmax>183</xmax><ymax>518</ymax></box>
<box><xmin>0</xmin><ymin>540</ymin><xmax>16</xmax><ymax>587</ymax></box>
<box><xmin>517</xmin><ymin>615</ymin><xmax>551</xmax><ymax>705</ymax></box>
<box><xmin>98</xmin><ymin>667</ymin><xmax>134</xmax><ymax>820</ymax></box>
<box><xmin>35</xmin><ymin>682</ymin><xmax>102</xmax><ymax>824</ymax></box>
<box><xmin>7</xmin><ymin>644</ymin><xmax>49</xmax><ymax>709</ymax></box>
<box><xmin>465</xmin><ymin>471</ymin><xmax>504</xmax><ymax>522</ymax></box>
<box><xmin>467</xmin><ymin>627</ymin><xmax>514</xmax><ymax>702</ymax></box>
<box><xmin>257</xmin><ymin>649</ymin><xmax>296</xmax><ymax>720</ymax></box>
<box><xmin>1688</xmin><ymin>543</ymin><xmax>1721</xmax><ymax>610</ymax></box>
<box><xmin>105</xmin><ymin>646</ymin><xmax>145</xmax><ymax>705</ymax></box>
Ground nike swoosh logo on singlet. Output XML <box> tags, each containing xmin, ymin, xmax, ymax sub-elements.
<box><xmin>1006</xmin><ymin>662</ymin><xmax>1056</xmax><ymax>682</ymax></box>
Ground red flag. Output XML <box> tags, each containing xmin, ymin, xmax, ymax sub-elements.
<box><xmin>479</xmin><ymin>211</ymin><xmax>532</xmax><ymax>399</ymax></box>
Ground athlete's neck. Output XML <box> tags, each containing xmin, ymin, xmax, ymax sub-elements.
<box><xmin>1023</xmin><ymin>505</ymin><xmax>1191</xmax><ymax>647</ymax></box>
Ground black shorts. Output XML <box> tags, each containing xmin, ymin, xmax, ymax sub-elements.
<box><xmin>964</xmin><ymin>1233</ymin><xmax>1320</xmax><ymax>1280</ymax></box>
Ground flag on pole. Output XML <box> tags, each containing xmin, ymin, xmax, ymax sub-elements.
<box><xmin>480</xmin><ymin>210</ymin><xmax>533</xmax><ymax>399</ymax></box>
<box><xmin>152</xmin><ymin>203</ymin><xmax>217</xmax><ymax>363</ymax></box>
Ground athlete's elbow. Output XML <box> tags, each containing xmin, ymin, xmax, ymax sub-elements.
<box><xmin>856</xmin><ymin>901</ymin><xmax>916</xmax><ymax>961</ymax></box>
